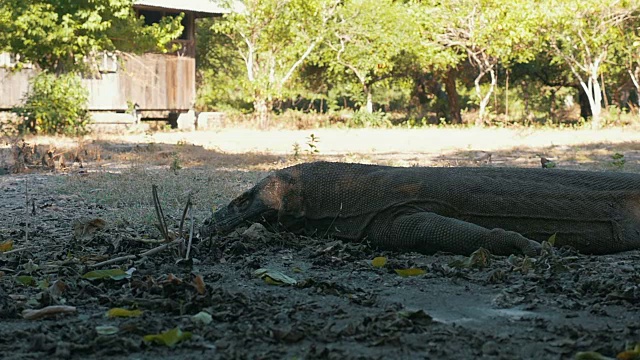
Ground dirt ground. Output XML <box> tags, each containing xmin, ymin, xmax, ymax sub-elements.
<box><xmin>1</xmin><ymin>127</ymin><xmax>640</xmax><ymax>359</ymax></box>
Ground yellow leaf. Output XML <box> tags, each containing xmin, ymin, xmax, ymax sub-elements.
<box><xmin>574</xmin><ymin>351</ymin><xmax>608</xmax><ymax>360</ymax></box>
<box><xmin>106</xmin><ymin>308</ymin><xmax>143</xmax><ymax>318</ymax></box>
<box><xmin>394</xmin><ymin>268</ymin><xmax>426</xmax><ymax>277</ymax></box>
<box><xmin>372</xmin><ymin>256</ymin><xmax>387</xmax><ymax>268</ymax></box>
<box><xmin>617</xmin><ymin>349</ymin><xmax>640</xmax><ymax>360</ymax></box>
<box><xmin>254</xmin><ymin>268</ymin><xmax>297</xmax><ymax>286</ymax></box>
<box><xmin>547</xmin><ymin>233</ymin><xmax>557</xmax><ymax>246</ymax></box>
<box><xmin>143</xmin><ymin>327</ymin><xmax>192</xmax><ymax>347</ymax></box>
<box><xmin>0</xmin><ymin>240</ymin><xmax>13</xmax><ymax>252</ymax></box>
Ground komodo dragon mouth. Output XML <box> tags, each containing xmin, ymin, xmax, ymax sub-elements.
<box><xmin>200</xmin><ymin>172</ymin><xmax>291</xmax><ymax>237</ymax></box>
<box><xmin>200</xmin><ymin>189</ymin><xmax>278</xmax><ymax>237</ymax></box>
<box><xmin>200</xmin><ymin>161</ymin><xmax>640</xmax><ymax>256</ymax></box>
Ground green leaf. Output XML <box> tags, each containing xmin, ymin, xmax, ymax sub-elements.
<box><xmin>547</xmin><ymin>233</ymin><xmax>557</xmax><ymax>246</ymax></box>
<box><xmin>143</xmin><ymin>327</ymin><xmax>192</xmax><ymax>347</ymax></box>
<box><xmin>82</xmin><ymin>268</ymin><xmax>132</xmax><ymax>281</ymax></box>
<box><xmin>16</xmin><ymin>275</ymin><xmax>35</xmax><ymax>286</ymax></box>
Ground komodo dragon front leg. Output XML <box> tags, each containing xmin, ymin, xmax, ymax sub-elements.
<box><xmin>371</xmin><ymin>212</ymin><xmax>542</xmax><ymax>256</ymax></box>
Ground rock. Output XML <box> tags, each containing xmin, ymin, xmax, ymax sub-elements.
<box><xmin>197</xmin><ymin>112</ymin><xmax>226</xmax><ymax>130</ymax></box>
<box><xmin>242</xmin><ymin>223</ymin><xmax>268</xmax><ymax>240</ymax></box>
<box><xmin>177</xmin><ymin>110</ymin><xmax>196</xmax><ymax>131</ymax></box>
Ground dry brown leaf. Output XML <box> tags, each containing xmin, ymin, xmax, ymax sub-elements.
<box><xmin>192</xmin><ymin>275</ymin><xmax>206</xmax><ymax>295</ymax></box>
<box><xmin>0</xmin><ymin>240</ymin><xmax>13</xmax><ymax>252</ymax></box>
<box><xmin>73</xmin><ymin>218</ymin><xmax>106</xmax><ymax>239</ymax></box>
<box><xmin>22</xmin><ymin>305</ymin><xmax>77</xmax><ymax>320</ymax></box>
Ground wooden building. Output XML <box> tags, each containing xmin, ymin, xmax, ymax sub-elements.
<box><xmin>0</xmin><ymin>0</ymin><xmax>236</xmax><ymax>123</ymax></box>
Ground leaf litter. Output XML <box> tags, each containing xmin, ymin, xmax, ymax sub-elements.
<box><xmin>1</xmin><ymin>141</ymin><xmax>640</xmax><ymax>359</ymax></box>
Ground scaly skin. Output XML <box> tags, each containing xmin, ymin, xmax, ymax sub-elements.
<box><xmin>200</xmin><ymin>162</ymin><xmax>640</xmax><ymax>256</ymax></box>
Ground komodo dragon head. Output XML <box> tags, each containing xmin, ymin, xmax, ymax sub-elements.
<box><xmin>199</xmin><ymin>171</ymin><xmax>302</xmax><ymax>238</ymax></box>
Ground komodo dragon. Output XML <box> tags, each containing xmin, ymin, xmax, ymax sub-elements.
<box><xmin>200</xmin><ymin>161</ymin><xmax>640</xmax><ymax>256</ymax></box>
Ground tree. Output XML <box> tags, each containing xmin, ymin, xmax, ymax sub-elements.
<box><xmin>322</xmin><ymin>0</ymin><xmax>419</xmax><ymax>113</ymax></box>
<box><xmin>0</xmin><ymin>0</ymin><xmax>183</xmax><ymax>73</ymax></box>
<box><xmin>213</xmin><ymin>0</ymin><xmax>341</xmax><ymax>126</ymax></box>
<box><xmin>545</xmin><ymin>0</ymin><xmax>636</xmax><ymax>127</ymax></box>
<box><xmin>421</xmin><ymin>0</ymin><xmax>539</xmax><ymax>125</ymax></box>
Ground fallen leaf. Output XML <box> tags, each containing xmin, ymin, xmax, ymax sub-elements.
<box><xmin>73</xmin><ymin>218</ymin><xmax>107</xmax><ymax>239</ymax></box>
<box><xmin>95</xmin><ymin>325</ymin><xmax>119</xmax><ymax>335</ymax></box>
<box><xmin>106</xmin><ymin>308</ymin><xmax>143</xmax><ymax>318</ymax></box>
<box><xmin>449</xmin><ymin>248</ymin><xmax>491</xmax><ymax>269</ymax></box>
<box><xmin>143</xmin><ymin>327</ymin><xmax>192</xmax><ymax>347</ymax></box>
<box><xmin>16</xmin><ymin>275</ymin><xmax>35</xmax><ymax>286</ymax></box>
<box><xmin>547</xmin><ymin>233</ymin><xmax>557</xmax><ymax>246</ymax></box>
<box><xmin>394</xmin><ymin>268</ymin><xmax>426</xmax><ymax>277</ymax></box>
<box><xmin>165</xmin><ymin>273</ymin><xmax>183</xmax><ymax>285</ymax></box>
<box><xmin>192</xmin><ymin>275</ymin><xmax>206</xmax><ymax>295</ymax></box>
<box><xmin>372</xmin><ymin>256</ymin><xmax>387</xmax><ymax>268</ymax></box>
<box><xmin>24</xmin><ymin>259</ymin><xmax>39</xmax><ymax>273</ymax></box>
<box><xmin>574</xmin><ymin>351</ymin><xmax>613</xmax><ymax>360</ymax></box>
<box><xmin>192</xmin><ymin>311</ymin><xmax>213</xmax><ymax>325</ymax></box>
<box><xmin>618</xmin><ymin>344</ymin><xmax>640</xmax><ymax>360</ymax></box>
<box><xmin>398</xmin><ymin>309</ymin><xmax>433</xmax><ymax>325</ymax></box>
<box><xmin>82</xmin><ymin>268</ymin><xmax>132</xmax><ymax>281</ymax></box>
<box><xmin>22</xmin><ymin>305</ymin><xmax>77</xmax><ymax>320</ymax></box>
<box><xmin>48</xmin><ymin>280</ymin><xmax>66</xmax><ymax>297</ymax></box>
<box><xmin>254</xmin><ymin>268</ymin><xmax>297</xmax><ymax>286</ymax></box>
<box><xmin>0</xmin><ymin>240</ymin><xmax>13</xmax><ymax>252</ymax></box>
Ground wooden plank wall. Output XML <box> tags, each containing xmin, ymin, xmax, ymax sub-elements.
<box><xmin>0</xmin><ymin>54</ymin><xmax>195</xmax><ymax>112</ymax></box>
<box><xmin>0</xmin><ymin>68</ymin><xmax>37</xmax><ymax>109</ymax></box>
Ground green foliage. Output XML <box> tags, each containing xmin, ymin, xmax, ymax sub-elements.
<box><xmin>0</xmin><ymin>0</ymin><xmax>183</xmax><ymax>72</ymax></box>
<box><xmin>291</xmin><ymin>133</ymin><xmax>320</xmax><ymax>159</ymax></box>
<box><xmin>347</xmin><ymin>110</ymin><xmax>392</xmax><ymax>128</ymax></box>
<box><xmin>611</xmin><ymin>152</ymin><xmax>626</xmax><ymax>170</ymax></box>
<box><xmin>195</xmin><ymin>18</ymin><xmax>252</xmax><ymax>111</ymax></box>
<box><xmin>12</xmin><ymin>72</ymin><xmax>91</xmax><ymax>135</ymax></box>
<box><xmin>212</xmin><ymin>0</ymin><xmax>342</xmax><ymax>123</ymax></box>
<box><xmin>194</xmin><ymin>0</ymin><xmax>640</xmax><ymax>127</ymax></box>
<box><xmin>321</xmin><ymin>0</ymin><xmax>419</xmax><ymax>112</ymax></box>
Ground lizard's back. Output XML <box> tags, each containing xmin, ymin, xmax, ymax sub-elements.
<box><xmin>288</xmin><ymin>162</ymin><xmax>640</xmax><ymax>254</ymax></box>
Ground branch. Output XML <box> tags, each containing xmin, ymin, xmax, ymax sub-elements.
<box><xmin>281</xmin><ymin>39</ymin><xmax>319</xmax><ymax>84</ymax></box>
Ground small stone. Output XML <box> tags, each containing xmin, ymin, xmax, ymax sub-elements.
<box><xmin>242</xmin><ymin>223</ymin><xmax>268</xmax><ymax>240</ymax></box>
<box><xmin>481</xmin><ymin>340</ymin><xmax>499</xmax><ymax>355</ymax></box>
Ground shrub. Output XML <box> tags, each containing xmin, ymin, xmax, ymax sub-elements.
<box><xmin>347</xmin><ymin>110</ymin><xmax>392</xmax><ymax>128</ymax></box>
<box><xmin>12</xmin><ymin>72</ymin><xmax>91</xmax><ymax>135</ymax></box>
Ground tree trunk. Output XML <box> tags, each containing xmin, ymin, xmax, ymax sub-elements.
<box><xmin>578</xmin><ymin>87</ymin><xmax>592</xmax><ymax>120</ymax></box>
<box><xmin>444</xmin><ymin>67</ymin><xmax>462</xmax><ymax>124</ymax></box>
<box><xmin>364</xmin><ymin>86</ymin><xmax>373</xmax><ymax>113</ymax></box>
<box><xmin>475</xmin><ymin>68</ymin><xmax>497</xmax><ymax>126</ymax></box>
<box><xmin>579</xmin><ymin>76</ymin><xmax>602</xmax><ymax>128</ymax></box>
<box><xmin>253</xmin><ymin>95</ymin><xmax>271</xmax><ymax>129</ymax></box>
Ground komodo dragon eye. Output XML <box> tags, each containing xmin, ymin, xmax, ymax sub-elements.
<box><xmin>231</xmin><ymin>193</ymin><xmax>252</xmax><ymax>212</ymax></box>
